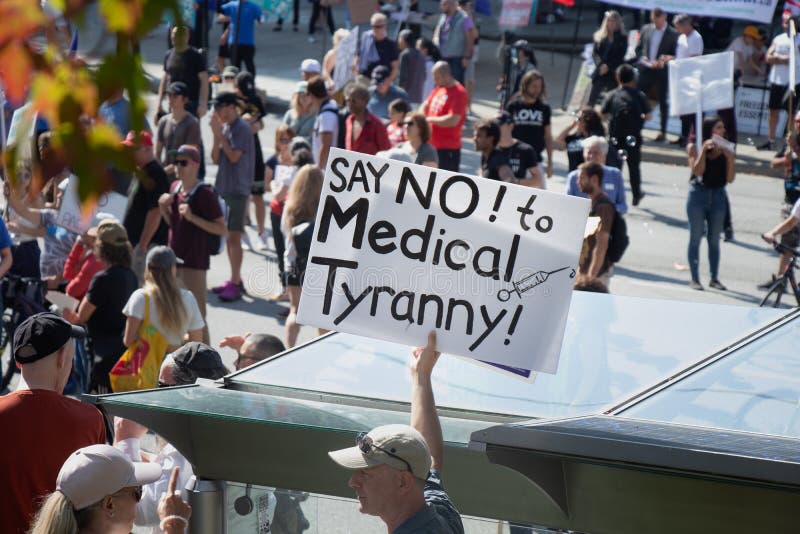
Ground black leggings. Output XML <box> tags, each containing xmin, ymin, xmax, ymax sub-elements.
<box><xmin>271</xmin><ymin>211</ymin><xmax>286</xmax><ymax>287</ymax></box>
<box><xmin>308</xmin><ymin>2</ymin><xmax>335</xmax><ymax>35</ymax></box>
<box><xmin>233</xmin><ymin>44</ymin><xmax>256</xmax><ymax>76</ymax></box>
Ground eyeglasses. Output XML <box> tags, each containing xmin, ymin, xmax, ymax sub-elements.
<box><xmin>279</xmin><ymin>138</ymin><xmax>291</xmax><ymax>144</ymax></box>
<box><xmin>356</xmin><ymin>432</ymin><xmax>412</xmax><ymax>473</ymax></box>
<box><xmin>223</xmin><ymin>76</ymin><xmax>236</xmax><ymax>81</ymax></box>
<box><xmin>175</xmin><ymin>159</ymin><xmax>191</xmax><ymax>167</ymax></box>
<box><xmin>402</xmin><ymin>121</ymin><xmax>414</xmax><ymax>126</ymax></box>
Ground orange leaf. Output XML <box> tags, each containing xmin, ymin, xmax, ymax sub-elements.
<box><xmin>0</xmin><ymin>0</ymin><xmax>48</xmax><ymax>47</ymax></box>
<box><xmin>0</xmin><ymin>42</ymin><xmax>35</xmax><ymax>104</ymax></box>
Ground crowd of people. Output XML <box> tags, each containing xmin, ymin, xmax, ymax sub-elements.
<box><xmin>4</xmin><ymin>0</ymin><xmax>800</xmax><ymax>531</ymax></box>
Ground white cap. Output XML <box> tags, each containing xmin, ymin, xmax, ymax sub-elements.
<box><xmin>328</xmin><ymin>424</ymin><xmax>432</xmax><ymax>480</ymax></box>
<box><xmin>300</xmin><ymin>59</ymin><xmax>321</xmax><ymax>74</ymax></box>
<box><xmin>56</xmin><ymin>444</ymin><xmax>162</xmax><ymax>510</ymax></box>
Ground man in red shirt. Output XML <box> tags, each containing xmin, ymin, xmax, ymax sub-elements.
<box><xmin>0</xmin><ymin>313</ymin><xmax>106</xmax><ymax>534</ymax></box>
<box><xmin>420</xmin><ymin>61</ymin><xmax>468</xmax><ymax>172</ymax></box>
<box><xmin>345</xmin><ymin>84</ymin><xmax>391</xmax><ymax>156</ymax></box>
<box><xmin>158</xmin><ymin>145</ymin><xmax>227</xmax><ymax>343</ymax></box>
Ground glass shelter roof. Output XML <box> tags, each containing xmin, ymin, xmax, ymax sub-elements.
<box><xmin>229</xmin><ymin>292</ymin><xmax>785</xmax><ymax>419</ymax></box>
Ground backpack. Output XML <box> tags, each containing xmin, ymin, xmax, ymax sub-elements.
<box><xmin>173</xmin><ymin>181</ymin><xmax>229</xmax><ymax>255</ymax></box>
<box><xmin>320</xmin><ymin>104</ymin><xmax>348</xmax><ymax>149</ymax></box>
<box><xmin>609</xmin><ymin>88</ymin><xmax>643</xmax><ymax>140</ymax></box>
<box><xmin>593</xmin><ymin>196</ymin><xmax>629</xmax><ymax>264</ymax></box>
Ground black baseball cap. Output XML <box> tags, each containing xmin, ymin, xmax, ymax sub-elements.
<box><xmin>172</xmin><ymin>342</ymin><xmax>225</xmax><ymax>373</ymax></box>
<box><xmin>213</xmin><ymin>91</ymin><xmax>238</xmax><ymax>107</ymax></box>
<box><xmin>14</xmin><ymin>312</ymin><xmax>86</xmax><ymax>364</ymax></box>
<box><xmin>167</xmin><ymin>82</ymin><xmax>188</xmax><ymax>96</ymax></box>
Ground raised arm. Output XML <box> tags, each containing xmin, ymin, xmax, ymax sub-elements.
<box><xmin>410</xmin><ymin>331</ymin><xmax>443</xmax><ymax>471</ymax></box>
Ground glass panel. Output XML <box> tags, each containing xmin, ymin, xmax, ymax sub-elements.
<box><xmin>224</xmin><ymin>483</ymin><xmax>583</xmax><ymax>533</ymax></box>
<box><xmin>98</xmin><ymin>386</ymin><xmax>486</xmax><ymax>444</ymax></box>
<box><xmin>232</xmin><ymin>294</ymin><xmax>784</xmax><ymax>419</ymax></box>
<box><xmin>623</xmin><ymin>315</ymin><xmax>800</xmax><ymax>439</ymax></box>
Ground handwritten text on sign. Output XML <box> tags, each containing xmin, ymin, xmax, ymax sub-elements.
<box><xmin>296</xmin><ymin>149</ymin><xmax>590</xmax><ymax>373</ymax></box>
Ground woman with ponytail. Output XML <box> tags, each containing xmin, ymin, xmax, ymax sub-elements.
<box><xmin>123</xmin><ymin>246</ymin><xmax>204</xmax><ymax>357</ymax></box>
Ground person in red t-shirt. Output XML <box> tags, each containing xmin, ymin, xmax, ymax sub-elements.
<box><xmin>345</xmin><ymin>85</ymin><xmax>392</xmax><ymax>156</ymax></box>
<box><xmin>158</xmin><ymin>145</ymin><xmax>227</xmax><ymax>344</ymax></box>
<box><xmin>420</xmin><ymin>61</ymin><xmax>468</xmax><ymax>172</ymax></box>
<box><xmin>0</xmin><ymin>313</ymin><xmax>106</xmax><ymax>534</ymax></box>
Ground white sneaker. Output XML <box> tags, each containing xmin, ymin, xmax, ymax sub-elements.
<box><xmin>241</xmin><ymin>232</ymin><xmax>253</xmax><ymax>251</ymax></box>
<box><xmin>257</xmin><ymin>231</ymin><xmax>270</xmax><ymax>250</ymax></box>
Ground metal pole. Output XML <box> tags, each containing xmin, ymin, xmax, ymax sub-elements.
<box><xmin>232</xmin><ymin>0</ymin><xmax>244</xmax><ymax>68</ymax></box>
<box><xmin>560</xmin><ymin>0</ymin><xmax>584</xmax><ymax>110</ymax></box>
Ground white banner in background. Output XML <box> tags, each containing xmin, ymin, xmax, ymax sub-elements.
<box><xmin>333</xmin><ymin>27</ymin><xmax>358</xmax><ymax>93</ymax></box>
<box><xmin>296</xmin><ymin>149</ymin><xmax>590</xmax><ymax>374</ymax></box>
<box><xmin>600</xmin><ymin>0</ymin><xmax>779</xmax><ymax>24</ymax></box>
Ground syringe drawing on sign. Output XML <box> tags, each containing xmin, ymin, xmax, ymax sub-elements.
<box><xmin>497</xmin><ymin>267</ymin><xmax>575</xmax><ymax>302</ymax></box>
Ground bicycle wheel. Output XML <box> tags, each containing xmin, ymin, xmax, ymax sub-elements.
<box><xmin>760</xmin><ymin>278</ymin><xmax>786</xmax><ymax>308</ymax></box>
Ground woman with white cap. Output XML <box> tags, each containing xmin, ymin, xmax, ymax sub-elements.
<box><xmin>29</xmin><ymin>443</ymin><xmax>191</xmax><ymax>534</ymax></box>
<box><xmin>123</xmin><ymin>246</ymin><xmax>204</xmax><ymax>357</ymax></box>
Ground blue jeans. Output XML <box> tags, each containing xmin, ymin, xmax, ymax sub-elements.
<box><xmin>686</xmin><ymin>184</ymin><xmax>727</xmax><ymax>282</ymax></box>
<box><xmin>444</xmin><ymin>57</ymin><xmax>466</xmax><ymax>84</ymax></box>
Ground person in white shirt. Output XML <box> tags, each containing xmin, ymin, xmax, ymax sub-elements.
<box><xmin>307</xmin><ymin>76</ymin><xmax>339</xmax><ymax>169</ymax></box>
<box><xmin>728</xmin><ymin>26</ymin><xmax>765</xmax><ymax>79</ymax></box>
<box><xmin>672</xmin><ymin>14</ymin><xmax>704</xmax><ymax>146</ymax></box>
<box><xmin>761</xmin><ymin>10</ymin><xmax>800</xmax><ymax>151</ymax></box>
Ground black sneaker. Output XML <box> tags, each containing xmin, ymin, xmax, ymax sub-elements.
<box><xmin>724</xmin><ymin>228</ymin><xmax>734</xmax><ymax>242</ymax></box>
<box><xmin>632</xmin><ymin>192</ymin><xmax>645</xmax><ymax>206</ymax></box>
<box><xmin>757</xmin><ymin>140</ymin><xmax>775</xmax><ymax>151</ymax></box>
<box><xmin>757</xmin><ymin>275</ymin><xmax>785</xmax><ymax>291</ymax></box>
<box><xmin>709</xmin><ymin>279</ymin><xmax>727</xmax><ymax>290</ymax></box>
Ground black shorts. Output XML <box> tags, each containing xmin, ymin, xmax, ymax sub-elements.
<box><xmin>219</xmin><ymin>43</ymin><xmax>230</xmax><ymax>58</ymax></box>
<box><xmin>251</xmin><ymin>180</ymin><xmax>265</xmax><ymax>195</ymax></box>
<box><xmin>781</xmin><ymin>203</ymin><xmax>800</xmax><ymax>248</ymax></box>
<box><xmin>768</xmin><ymin>84</ymin><xmax>800</xmax><ymax>110</ymax></box>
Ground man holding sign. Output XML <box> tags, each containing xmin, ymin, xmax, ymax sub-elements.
<box><xmin>328</xmin><ymin>332</ymin><xmax>464</xmax><ymax>534</ymax></box>
<box><xmin>761</xmin><ymin>10</ymin><xmax>800</xmax><ymax>151</ymax></box>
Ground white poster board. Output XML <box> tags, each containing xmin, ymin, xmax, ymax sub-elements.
<box><xmin>669</xmin><ymin>52</ymin><xmax>734</xmax><ymax>118</ymax></box>
<box><xmin>333</xmin><ymin>27</ymin><xmax>358</xmax><ymax>93</ymax></box>
<box><xmin>296</xmin><ymin>148</ymin><xmax>590</xmax><ymax>374</ymax></box>
<box><xmin>56</xmin><ymin>176</ymin><xmax>128</xmax><ymax>234</ymax></box>
<box><xmin>735</xmin><ymin>86</ymin><xmax>787</xmax><ymax>137</ymax></box>
<box><xmin>600</xmin><ymin>0</ymin><xmax>779</xmax><ymax>24</ymax></box>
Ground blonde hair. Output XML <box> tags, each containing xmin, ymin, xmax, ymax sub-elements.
<box><xmin>28</xmin><ymin>491</ymin><xmax>79</xmax><ymax>534</ymax></box>
<box><xmin>284</xmin><ymin>165</ymin><xmax>323</xmax><ymax>231</ymax></box>
<box><xmin>332</xmin><ymin>28</ymin><xmax>350</xmax><ymax>49</ymax></box>
<box><xmin>144</xmin><ymin>264</ymin><xmax>188</xmax><ymax>340</ymax></box>
<box><xmin>594</xmin><ymin>10</ymin><xmax>625</xmax><ymax>43</ymax></box>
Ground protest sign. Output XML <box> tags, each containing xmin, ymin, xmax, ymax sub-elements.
<box><xmin>56</xmin><ymin>177</ymin><xmax>128</xmax><ymax>234</ymax></box>
<box><xmin>260</xmin><ymin>0</ymin><xmax>292</xmax><ymax>20</ymax></box>
<box><xmin>333</xmin><ymin>27</ymin><xmax>359</xmax><ymax>92</ymax></box>
<box><xmin>669</xmin><ymin>52</ymin><xmax>734</xmax><ymax>117</ymax></box>
<box><xmin>601</xmin><ymin>0</ymin><xmax>778</xmax><ymax>24</ymax></box>
<box><xmin>296</xmin><ymin>149</ymin><xmax>590</xmax><ymax>373</ymax></box>
<box><xmin>499</xmin><ymin>0</ymin><xmax>537</xmax><ymax>27</ymax></box>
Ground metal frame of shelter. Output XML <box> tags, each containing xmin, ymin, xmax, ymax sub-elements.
<box><xmin>87</xmin><ymin>293</ymin><xmax>800</xmax><ymax>533</ymax></box>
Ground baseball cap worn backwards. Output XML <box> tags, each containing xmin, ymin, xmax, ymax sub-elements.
<box><xmin>169</xmin><ymin>144</ymin><xmax>201</xmax><ymax>163</ymax></box>
<box><xmin>56</xmin><ymin>444</ymin><xmax>162</xmax><ymax>511</ymax></box>
<box><xmin>328</xmin><ymin>424</ymin><xmax>432</xmax><ymax>480</ymax></box>
<box><xmin>14</xmin><ymin>312</ymin><xmax>86</xmax><ymax>364</ymax></box>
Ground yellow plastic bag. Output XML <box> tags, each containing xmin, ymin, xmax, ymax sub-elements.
<box><xmin>109</xmin><ymin>293</ymin><xmax>168</xmax><ymax>392</ymax></box>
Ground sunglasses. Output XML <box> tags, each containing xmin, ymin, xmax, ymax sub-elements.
<box><xmin>372</xmin><ymin>24</ymin><xmax>386</xmax><ymax>29</ymax></box>
<box><xmin>116</xmin><ymin>486</ymin><xmax>143</xmax><ymax>502</ymax></box>
<box><xmin>175</xmin><ymin>159</ymin><xmax>191</xmax><ymax>167</ymax></box>
<box><xmin>279</xmin><ymin>138</ymin><xmax>291</xmax><ymax>144</ymax></box>
<box><xmin>402</xmin><ymin>121</ymin><xmax>414</xmax><ymax>126</ymax></box>
<box><xmin>356</xmin><ymin>432</ymin><xmax>412</xmax><ymax>473</ymax></box>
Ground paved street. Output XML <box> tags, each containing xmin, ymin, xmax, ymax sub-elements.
<box><xmin>126</xmin><ymin>14</ymin><xmax>790</xmax><ymax>370</ymax></box>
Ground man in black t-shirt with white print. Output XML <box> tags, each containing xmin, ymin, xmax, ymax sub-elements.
<box><xmin>473</xmin><ymin>119</ymin><xmax>513</xmax><ymax>182</ymax></box>
<box><xmin>495</xmin><ymin>111</ymin><xmax>544</xmax><ymax>188</ymax></box>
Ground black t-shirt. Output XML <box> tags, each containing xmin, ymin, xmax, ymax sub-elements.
<box><xmin>124</xmin><ymin>160</ymin><xmax>171</xmax><ymax>247</ymax></box>
<box><xmin>480</xmin><ymin>149</ymin><xmax>509</xmax><ymax>181</ymax></box>
<box><xmin>363</xmin><ymin>37</ymin><xmax>399</xmax><ymax>78</ymax></box>
<box><xmin>163</xmin><ymin>47</ymin><xmax>207</xmax><ymax>103</ymax></box>
<box><xmin>239</xmin><ymin>93</ymin><xmax>266</xmax><ymax>178</ymax></box>
<box><xmin>775</xmin><ymin>146</ymin><xmax>800</xmax><ymax>204</ymax></box>
<box><xmin>601</xmin><ymin>86</ymin><xmax>651</xmax><ymax>139</ymax></box>
<box><xmin>498</xmin><ymin>141</ymin><xmax>538</xmax><ymax>179</ymax></box>
<box><xmin>86</xmin><ymin>265</ymin><xmax>138</xmax><ymax>357</ymax></box>
<box><xmin>565</xmin><ymin>133</ymin><xmax>586</xmax><ymax>171</ymax></box>
<box><xmin>506</xmin><ymin>98</ymin><xmax>551</xmax><ymax>158</ymax></box>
